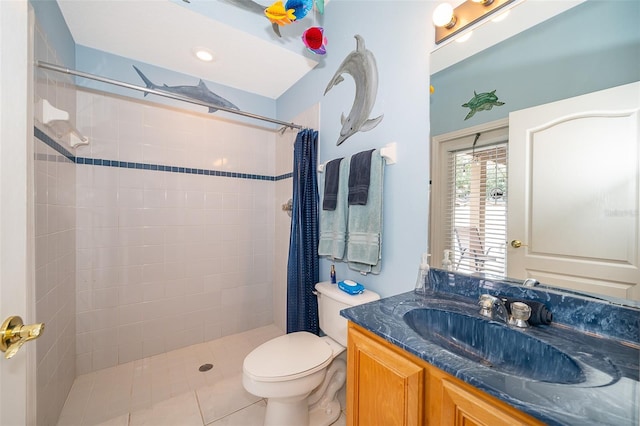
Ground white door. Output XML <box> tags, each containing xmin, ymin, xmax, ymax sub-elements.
<box><xmin>0</xmin><ymin>1</ymin><xmax>36</xmax><ymax>424</ymax></box>
<box><xmin>508</xmin><ymin>82</ymin><xmax>640</xmax><ymax>300</ymax></box>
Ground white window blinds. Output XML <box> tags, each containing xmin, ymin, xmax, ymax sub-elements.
<box><xmin>445</xmin><ymin>143</ymin><xmax>508</xmax><ymax>275</ymax></box>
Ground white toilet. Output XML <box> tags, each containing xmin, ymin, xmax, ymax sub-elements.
<box><xmin>242</xmin><ymin>281</ymin><xmax>380</xmax><ymax>426</ymax></box>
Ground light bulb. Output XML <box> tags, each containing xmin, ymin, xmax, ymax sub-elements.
<box><xmin>432</xmin><ymin>3</ymin><xmax>456</xmax><ymax>29</ymax></box>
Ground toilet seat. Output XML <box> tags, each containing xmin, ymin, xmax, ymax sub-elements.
<box><xmin>244</xmin><ymin>332</ymin><xmax>333</xmax><ymax>382</ymax></box>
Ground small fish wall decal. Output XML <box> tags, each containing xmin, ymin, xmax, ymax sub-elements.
<box><xmin>462</xmin><ymin>90</ymin><xmax>505</xmax><ymax>120</ymax></box>
<box><xmin>133</xmin><ymin>66</ymin><xmax>240</xmax><ymax>113</ymax></box>
<box><xmin>324</xmin><ymin>35</ymin><xmax>383</xmax><ymax>146</ymax></box>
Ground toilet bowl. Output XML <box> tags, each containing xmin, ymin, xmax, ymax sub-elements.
<box><xmin>242</xmin><ymin>281</ymin><xmax>380</xmax><ymax>426</ymax></box>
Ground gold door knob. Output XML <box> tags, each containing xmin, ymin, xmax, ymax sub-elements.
<box><xmin>0</xmin><ymin>316</ymin><xmax>45</xmax><ymax>359</ymax></box>
<box><xmin>510</xmin><ymin>240</ymin><xmax>528</xmax><ymax>249</ymax></box>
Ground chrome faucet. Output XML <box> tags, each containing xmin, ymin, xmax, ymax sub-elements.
<box><xmin>478</xmin><ymin>294</ymin><xmax>510</xmax><ymax>323</ymax></box>
<box><xmin>523</xmin><ymin>278</ymin><xmax>539</xmax><ymax>287</ymax></box>
<box><xmin>478</xmin><ymin>294</ymin><xmax>531</xmax><ymax>328</ymax></box>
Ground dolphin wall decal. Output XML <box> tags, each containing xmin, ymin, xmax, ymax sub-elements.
<box><xmin>324</xmin><ymin>35</ymin><xmax>383</xmax><ymax>146</ymax></box>
<box><xmin>132</xmin><ymin>66</ymin><xmax>240</xmax><ymax>113</ymax></box>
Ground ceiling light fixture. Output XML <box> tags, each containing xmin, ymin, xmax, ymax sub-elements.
<box><xmin>433</xmin><ymin>0</ymin><xmax>516</xmax><ymax>44</ymax></box>
<box><xmin>432</xmin><ymin>3</ymin><xmax>457</xmax><ymax>29</ymax></box>
<box><xmin>193</xmin><ymin>47</ymin><xmax>215</xmax><ymax>62</ymax></box>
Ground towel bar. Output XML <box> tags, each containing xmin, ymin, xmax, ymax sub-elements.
<box><xmin>317</xmin><ymin>142</ymin><xmax>396</xmax><ymax>172</ymax></box>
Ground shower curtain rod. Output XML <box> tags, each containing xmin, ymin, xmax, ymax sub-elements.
<box><xmin>36</xmin><ymin>61</ymin><xmax>305</xmax><ymax>131</ymax></box>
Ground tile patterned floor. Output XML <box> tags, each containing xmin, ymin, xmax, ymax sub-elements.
<box><xmin>57</xmin><ymin>325</ymin><xmax>347</xmax><ymax>426</ymax></box>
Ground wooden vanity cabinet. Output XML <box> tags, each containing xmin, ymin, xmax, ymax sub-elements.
<box><xmin>347</xmin><ymin>322</ymin><xmax>544</xmax><ymax>426</ymax></box>
<box><xmin>347</xmin><ymin>322</ymin><xmax>425</xmax><ymax>425</ymax></box>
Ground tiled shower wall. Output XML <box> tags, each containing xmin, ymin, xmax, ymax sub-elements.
<box><xmin>33</xmin><ymin>20</ymin><xmax>77</xmax><ymax>426</ymax></box>
<box><xmin>74</xmin><ymin>90</ymin><xmax>279</xmax><ymax>374</ymax></box>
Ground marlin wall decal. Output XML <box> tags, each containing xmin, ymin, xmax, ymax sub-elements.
<box><xmin>324</xmin><ymin>34</ymin><xmax>383</xmax><ymax>146</ymax></box>
<box><xmin>133</xmin><ymin>66</ymin><xmax>240</xmax><ymax>113</ymax></box>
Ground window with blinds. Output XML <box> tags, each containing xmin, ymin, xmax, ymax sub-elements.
<box><xmin>445</xmin><ymin>143</ymin><xmax>507</xmax><ymax>275</ymax></box>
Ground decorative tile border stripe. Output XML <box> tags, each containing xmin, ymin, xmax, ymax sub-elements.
<box><xmin>34</xmin><ymin>127</ymin><xmax>75</xmax><ymax>162</ymax></box>
<box><xmin>35</xmin><ymin>126</ymin><xmax>293</xmax><ymax>182</ymax></box>
<box><xmin>74</xmin><ymin>156</ymin><xmax>276</xmax><ymax>181</ymax></box>
<box><xmin>34</xmin><ymin>152</ymin><xmax>74</xmax><ymax>164</ymax></box>
<box><xmin>276</xmin><ymin>172</ymin><xmax>293</xmax><ymax>181</ymax></box>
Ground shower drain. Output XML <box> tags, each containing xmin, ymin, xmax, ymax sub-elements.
<box><xmin>199</xmin><ymin>363</ymin><xmax>214</xmax><ymax>372</ymax></box>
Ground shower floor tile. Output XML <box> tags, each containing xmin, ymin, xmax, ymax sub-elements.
<box><xmin>57</xmin><ymin>325</ymin><xmax>283</xmax><ymax>426</ymax></box>
<box><xmin>58</xmin><ymin>324</ymin><xmax>347</xmax><ymax>426</ymax></box>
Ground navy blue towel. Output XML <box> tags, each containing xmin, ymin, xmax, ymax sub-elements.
<box><xmin>348</xmin><ymin>149</ymin><xmax>375</xmax><ymax>205</ymax></box>
<box><xmin>322</xmin><ymin>158</ymin><xmax>343</xmax><ymax>211</ymax></box>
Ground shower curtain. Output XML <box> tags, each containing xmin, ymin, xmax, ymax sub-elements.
<box><xmin>286</xmin><ymin>129</ymin><xmax>320</xmax><ymax>334</ymax></box>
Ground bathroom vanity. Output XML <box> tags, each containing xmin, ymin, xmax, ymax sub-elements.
<box><xmin>341</xmin><ymin>270</ymin><xmax>640</xmax><ymax>426</ymax></box>
<box><xmin>347</xmin><ymin>323</ymin><xmax>543</xmax><ymax>425</ymax></box>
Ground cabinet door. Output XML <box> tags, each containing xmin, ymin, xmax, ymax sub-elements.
<box><xmin>440</xmin><ymin>378</ymin><xmax>537</xmax><ymax>426</ymax></box>
<box><xmin>347</xmin><ymin>325</ymin><xmax>425</xmax><ymax>426</ymax></box>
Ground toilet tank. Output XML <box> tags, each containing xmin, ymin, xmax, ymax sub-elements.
<box><xmin>315</xmin><ymin>281</ymin><xmax>380</xmax><ymax>347</ymax></box>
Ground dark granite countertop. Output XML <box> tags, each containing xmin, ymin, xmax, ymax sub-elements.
<box><xmin>340</xmin><ymin>270</ymin><xmax>640</xmax><ymax>426</ymax></box>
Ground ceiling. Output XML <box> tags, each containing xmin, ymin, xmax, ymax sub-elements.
<box><xmin>56</xmin><ymin>0</ymin><xmax>322</xmax><ymax>99</ymax></box>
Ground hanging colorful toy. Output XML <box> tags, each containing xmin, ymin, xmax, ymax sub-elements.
<box><xmin>263</xmin><ymin>0</ymin><xmax>327</xmax><ymax>54</ymax></box>
<box><xmin>264</xmin><ymin>0</ymin><xmax>315</xmax><ymax>26</ymax></box>
<box><xmin>264</xmin><ymin>1</ymin><xmax>296</xmax><ymax>26</ymax></box>
<box><xmin>302</xmin><ymin>27</ymin><xmax>327</xmax><ymax>55</ymax></box>
<box><xmin>285</xmin><ymin>0</ymin><xmax>313</xmax><ymax>20</ymax></box>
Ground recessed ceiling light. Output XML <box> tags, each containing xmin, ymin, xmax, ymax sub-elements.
<box><xmin>193</xmin><ymin>47</ymin><xmax>215</xmax><ymax>62</ymax></box>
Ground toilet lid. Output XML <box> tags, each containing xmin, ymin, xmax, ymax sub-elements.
<box><xmin>243</xmin><ymin>332</ymin><xmax>333</xmax><ymax>382</ymax></box>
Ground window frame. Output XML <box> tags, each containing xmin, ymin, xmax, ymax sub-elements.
<box><xmin>430</xmin><ymin>118</ymin><xmax>509</xmax><ymax>271</ymax></box>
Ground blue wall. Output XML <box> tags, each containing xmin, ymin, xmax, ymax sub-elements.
<box><xmin>35</xmin><ymin>0</ymin><xmax>640</xmax><ymax>299</ymax></box>
<box><xmin>31</xmin><ymin>0</ymin><xmax>75</xmax><ymax>67</ymax></box>
<box><xmin>33</xmin><ymin>0</ymin><xmax>434</xmax><ymax>300</ymax></box>
<box><xmin>277</xmin><ymin>1</ymin><xmax>433</xmax><ymax>297</ymax></box>
<box><xmin>430</xmin><ymin>0</ymin><xmax>640</xmax><ymax>135</ymax></box>
<box><xmin>31</xmin><ymin>0</ymin><xmax>277</xmax><ymax>128</ymax></box>
<box><xmin>74</xmin><ymin>45</ymin><xmax>277</xmax><ymax>126</ymax></box>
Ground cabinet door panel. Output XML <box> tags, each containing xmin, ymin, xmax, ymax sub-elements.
<box><xmin>441</xmin><ymin>378</ymin><xmax>533</xmax><ymax>426</ymax></box>
<box><xmin>348</xmin><ymin>325</ymin><xmax>424</xmax><ymax>426</ymax></box>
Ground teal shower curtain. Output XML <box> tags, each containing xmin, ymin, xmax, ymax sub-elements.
<box><xmin>286</xmin><ymin>129</ymin><xmax>320</xmax><ymax>334</ymax></box>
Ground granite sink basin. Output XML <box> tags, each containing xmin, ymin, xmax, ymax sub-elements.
<box><xmin>403</xmin><ymin>308</ymin><xmax>585</xmax><ymax>384</ymax></box>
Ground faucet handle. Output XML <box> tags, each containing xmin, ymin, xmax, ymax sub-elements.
<box><xmin>478</xmin><ymin>294</ymin><xmax>499</xmax><ymax>317</ymax></box>
<box><xmin>509</xmin><ymin>302</ymin><xmax>531</xmax><ymax>328</ymax></box>
<box><xmin>478</xmin><ymin>294</ymin><xmax>499</xmax><ymax>305</ymax></box>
